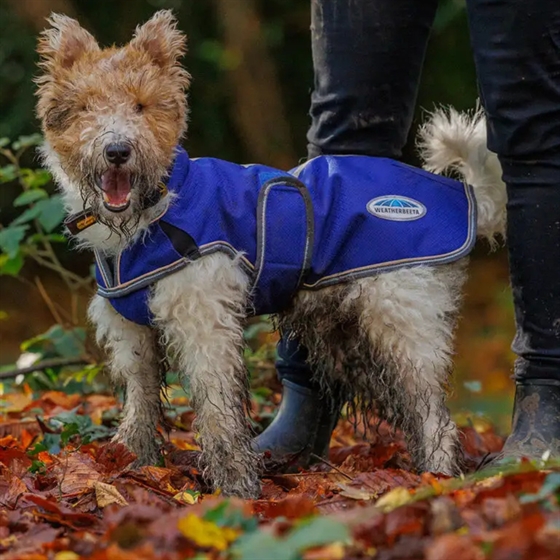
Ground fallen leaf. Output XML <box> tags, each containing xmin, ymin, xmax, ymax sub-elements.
<box><xmin>303</xmin><ymin>542</ymin><xmax>346</xmax><ymax>559</ymax></box>
<box><xmin>2</xmin><ymin>473</ymin><xmax>28</xmax><ymax>507</ymax></box>
<box><xmin>23</xmin><ymin>494</ymin><xmax>99</xmax><ymax>529</ymax></box>
<box><xmin>481</xmin><ymin>495</ymin><xmax>522</xmax><ymax>527</ymax></box>
<box><xmin>96</xmin><ymin>442</ymin><xmax>136</xmax><ymax>475</ymax></box>
<box><xmin>350</xmin><ymin>469</ymin><xmax>421</xmax><ymax>496</ymax></box>
<box><xmin>535</xmin><ymin>519</ymin><xmax>560</xmax><ymax>555</ymax></box>
<box><xmin>178</xmin><ymin>514</ymin><xmax>239</xmax><ymax>551</ymax></box>
<box><xmin>429</xmin><ymin>497</ymin><xmax>464</xmax><ymax>535</ymax></box>
<box><xmin>93</xmin><ymin>481</ymin><xmax>128</xmax><ymax>508</ymax></box>
<box><xmin>0</xmin><ymin>419</ymin><xmax>40</xmax><ymax>441</ymax></box>
<box><xmin>33</xmin><ymin>391</ymin><xmax>82</xmax><ymax>411</ymax></box>
<box><xmin>384</xmin><ymin>503</ymin><xmax>427</xmax><ymax>543</ymax></box>
<box><xmin>55</xmin><ymin>452</ymin><xmax>102</xmax><ymax>495</ymax></box>
<box><xmin>0</xmin><ymin>442</ymin><xmax>32</xmax><ymax>469</ymax></box>
<box><xmin>54</xmin><ymin>552</ymin><xmax>80</xmax><ymax>560</ymax></box>
<box><xmin>425</xmin><ymin>534</ymin><xmax>485</xmax><ymax>560</ymax></box>
<box><xmin>134</xmin><ymin>466</ymin><xmax>176</xmax><ymax>494</ymax></box>
<box><xmin>1</xmin><ymin>391</ymin><xmax>33</xmax><ymax>413</ymax></box>
<box><xmin>252</xmin><ymin>494</ymin><xmax>318</xmax><ymax>520</ymax></box>
<box><xmin>337</xmin><ymin>483</ymin><xmax>377</xmax><ymax>501</ymax></box>
<box><xmin>173</xmin><ymin>490</ymin><xmax>199</xmax><ymax>505</ymax></box>
<box><xmin>375</xmin><ymin>486</ymin><xmax>414</xmax><ymax>512</ymax></box>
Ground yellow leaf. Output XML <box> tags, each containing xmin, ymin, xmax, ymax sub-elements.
<box><xmin>303</xmin><ymin>542</ymin><xmax>346</xmax><ymax>560</ymax></box>
<box><xmin>170</xmin><ymin>439</ymin><xmax>200</xmax><ymax>451</ymax></box>
<box><xmin>476</xmin><ymin>474</ymin><xmax>503</xmax><ymax>488</ymax></box>
<box><xmin>0</xmin><ymin>392</ymin><xmax>33</xmax><ymax>413</ymax></box>
<box><xmin>375</xmin><ymin>486</ymin><xmax>413</xmax><ymax>513</ymax></box>
<box><xmin>90</xmin><ymin>407</ymin><xmax>103</xmax><ymax>426</ymax></box>
<box><xmin>93</xmin><ymin>481</ymin><xmax>128</xmax><ymax>508</ymax></box>
<box><xmin>173</xmin><ymin>490</ymin><xmax>199</xmax><ymax>505</ymax></box>
<box><xmin>178</xmin><ymin>514</ymin><xmax>238</xmax><ymax>551</ymax></box>
<box><xmin>54</xmin><ymin>552</ymin><xmax>80</xmax><ymax>560</ymax></box>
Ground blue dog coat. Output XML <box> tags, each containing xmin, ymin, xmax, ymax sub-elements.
<box><xmin>94</xmin><ymin>147</ymin><xmax>476</xmax><ymax>325</ymax></box>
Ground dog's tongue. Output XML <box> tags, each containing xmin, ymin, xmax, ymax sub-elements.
<box><xmin>101</xmin><ymin>169</ymin><xmax>131</xmax><ymax>207</ymax></box>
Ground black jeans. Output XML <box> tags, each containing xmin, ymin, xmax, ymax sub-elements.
<box><xmin>277</xmin><ymin>0</ymin><xmax>560</xmax><ymax>387</ymax></box>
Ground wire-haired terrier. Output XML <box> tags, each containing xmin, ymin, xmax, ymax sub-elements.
<box><xmin>36</xmin><ymin>10</ymin><xmax>507</xmax><ymax>498</ymax></box>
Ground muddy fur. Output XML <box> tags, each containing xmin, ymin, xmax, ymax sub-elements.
<box><xmin>278</xmin><ymin>262</ymin><xmax>468</xmax><ymax>474</ymax></box>
<box><xmin>35</xmin><ymin>9</ymin><xmax>506</xmax><ymax>498</ymax></box>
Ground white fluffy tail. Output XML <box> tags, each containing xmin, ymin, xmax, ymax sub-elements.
<box><xmin>417</xmin><ymin>107</ymin><xmax>506</xmax><ymax>245</ymax></box>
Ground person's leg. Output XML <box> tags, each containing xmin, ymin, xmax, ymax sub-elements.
<box><xmin>467</xmin><ymin>0</ymin><xmax>560</xmax><ymax>460</ymax></box>
<box><xmin>255</xmin><ymin>0</ymin><xmax>440</xmax><ymax>464</ymax></box>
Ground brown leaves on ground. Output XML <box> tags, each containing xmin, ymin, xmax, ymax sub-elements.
<box><xmin>1</xmin><ymin>387</ymin><xmax>559</xmax><ymax>560</ymax></box>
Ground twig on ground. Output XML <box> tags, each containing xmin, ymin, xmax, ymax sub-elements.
<box><xmin>310</xmin><ymin>453</ymin><xmax>353</xmax><ymax>480</ymax></box>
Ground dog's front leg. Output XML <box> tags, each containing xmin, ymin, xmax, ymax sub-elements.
<box><xmin>150</xmin><ymin>255</ymin><xmax>260</xmax><ymax>499</ymax></box>
<box><xmin>88</xmin><ymin>295</ymin><xmax>162</xmax><ymax>466</ymax></box>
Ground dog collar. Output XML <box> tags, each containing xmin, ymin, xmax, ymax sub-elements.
<box><xmin>64</xmin><ymin>181</ymin><xmax>168</xmax><ymax>236</ymax></box>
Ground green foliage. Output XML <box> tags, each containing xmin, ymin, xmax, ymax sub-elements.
<box><xmin>5</xmin><ymin>323</ymin><xmax>105</xmax><ymax>394</ymax></box>
<box><xmin>232</xmin><ymin>516</ymin><xmax>350</xmax><ymax>560</ymax></box>
<box><xmin>28</xmin><ymin>459</ymin><xmax>47</xmax><ymax>475</ymax></box>
<box><xmin>204</xmin><ymin>501</ymin><xmax>258</xmax><ymax>533</ymax></box>
<box><xmin>0</xmin><ymin>136</ymin><xmax>69</xmax><ymax>277</ymax></box>
<box><xmin>29</xmin><ymin>410</ymin><xmax>113</xmax><ymax>455</ymax></box>
<box><xmin>23</xmin><ymin>324</ymin><xmax>86</xmax><ymax>360</ymax></box>
<box><xmin>0</xmin><ymin>225</ymin><xmax>27</xmax><ymax>259</ymax></box>
<box><xmin>0</xmin><ymin>136</ymin><xmax>97</xmax><ymax>389</ymax></box>
<box><xmin>520</xmin><ymin>472</ymin><xmax>560</xmax><ymax>506</ymax></box>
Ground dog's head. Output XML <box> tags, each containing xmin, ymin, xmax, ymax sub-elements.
<box><xmin>35</xmin><ymin>10</ymin><xmax>190</xmax><ymax>233</ymax></box>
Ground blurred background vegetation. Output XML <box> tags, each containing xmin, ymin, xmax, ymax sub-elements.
<box><xmin>0</xmin><ymin>0</ymin><xmax>515</xmax><ymax>431</ymax></box>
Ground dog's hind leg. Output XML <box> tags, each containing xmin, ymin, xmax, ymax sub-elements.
<box><xmin>357</xmin><ymin>266</ymin><xmax>466</xmax><ymax>475</ymax></box>
<box><xmin>150</xmin><ymin>254</ymin><xmax>260</xmax><ymax>499</ymax></box>
<box><xmin>88</xmin><ymin>295</ymin><xmax>163</xmax><ymax>466</ymax></box>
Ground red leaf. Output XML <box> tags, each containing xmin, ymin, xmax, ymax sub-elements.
<box><xmin>426</xmin><ymin>534</ymin><xmax>485</xmax><ymax>560</ymax></box>
<box><xmin>251</xmin><ymin>494</ymin><xmax>318</xmax><ymax>520</ymax></box>
<box><xmin>96</xmin><ymin>442</ymin><xmax>136</xmax><ymax>475</ymax></box>
<box><xmin>23</xmin><ymin>494</ymin><xmax>100</xmax><ymax>530</ymax></box>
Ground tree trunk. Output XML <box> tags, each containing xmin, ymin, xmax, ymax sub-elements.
<box><xmin>6</xmin><ymin>0</ymin><xmax>82</xmax><ymax>32</ymax></box>
<box><xmin>213</xmin><ymin>0</ymin><xmax>297</xmax><ymax>169</ymax></box>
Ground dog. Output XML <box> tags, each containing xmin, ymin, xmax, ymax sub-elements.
<box><xmin>35</xmin><ymin>10</ymin><xmax>506</xmax><ymax>498</ymax></box>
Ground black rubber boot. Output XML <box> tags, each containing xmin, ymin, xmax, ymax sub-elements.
<box><xmin>490</xmin><ymin>381</ymin><xmax>560</xmax><ymax>465</ymax></box>
<box><xmin>253</xmin><ymin>379</ymin><xmax>341</xmax><ymax>468</ymax></box>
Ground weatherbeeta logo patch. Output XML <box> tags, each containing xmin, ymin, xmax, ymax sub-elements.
<box><xmin>367</xmin><ymin>196</ymin><xmax>427</xmax><ymax>221</ymax></box>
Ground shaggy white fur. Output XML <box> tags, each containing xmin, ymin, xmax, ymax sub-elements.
<box><xmin>418</xmin><ymin>107</ymin><xmax>507</xmax><ymax>244</ymax></box>
<box><xmin>54</xmin><ymin>107</ymin><xmax>506</xmax><ymax>498</ymax></box>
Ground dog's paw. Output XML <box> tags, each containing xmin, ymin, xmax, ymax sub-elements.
<box><xmin>217</xmin><ymin>474</ymin><xmax>261</xmax><ymax>500</ymax></box>
<box><xmin>199</xmin><ymin>444</ymin><xmax>262</xmax><ymax>499</ymax></box>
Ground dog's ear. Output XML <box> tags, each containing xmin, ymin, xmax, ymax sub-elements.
<box><xmin>130</xmin><ymin>10</ymin><xmax>186</xmax><ymax>68</ymax></box>
<box><xmin>38</xmin><ymin>13</ymin><xmax>99</xmax><ymax>70</ymax></box>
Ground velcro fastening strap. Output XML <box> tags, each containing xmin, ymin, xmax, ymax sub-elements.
<box><xmin>253</xmin><ymin>177</ymin><xmax>314</xmax><ymax>314</ymax></box>
<box><xmin>159</xmin><ymin>220</ymin><xmax>201</xmax><ymax>260</ymax></box>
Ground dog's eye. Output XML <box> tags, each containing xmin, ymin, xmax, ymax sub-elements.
<box><xmin>134</xmin><ymin>103</ymin><xmax>144</xmax><ymax>114</ymax></box>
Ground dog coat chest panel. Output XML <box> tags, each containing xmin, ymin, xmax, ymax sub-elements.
<box><xmin>94</xmin><ymin>148</ymin><xmax>476</xmax><ymax>325</ymax></box>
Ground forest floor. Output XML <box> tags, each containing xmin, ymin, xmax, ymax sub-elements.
<box><xmin>0</xmin><ymin>380</ymin><xmax>559</xmax><ymax>560</ymax></box>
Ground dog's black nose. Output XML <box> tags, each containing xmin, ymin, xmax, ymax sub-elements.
<box><xmin>105</xmin><ymin>143</ymin><xmax>131</xmax><ymax>165</ymax></box>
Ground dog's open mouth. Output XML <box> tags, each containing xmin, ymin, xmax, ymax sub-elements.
<box><xmin>98</xmin><ymin>169</ymin><xmax>133</xmax><ymax>212</ymax></box>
